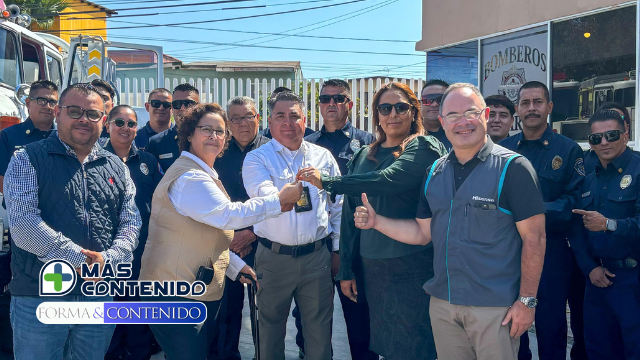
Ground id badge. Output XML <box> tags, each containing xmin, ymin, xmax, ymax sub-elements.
<box><xmin>295</xmin><ymin>186</ymin><xmax>313</xmax><ymax>213</ymax></box>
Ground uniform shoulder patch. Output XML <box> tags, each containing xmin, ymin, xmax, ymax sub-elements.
<box><xmin>574</xmin><ymin>158</ymin><xmax>585</xmax><ymax>176</ymax></box>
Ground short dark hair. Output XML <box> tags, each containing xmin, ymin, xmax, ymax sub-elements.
<box><xmin>177</xmin><ymin>103</ymin><xmax>230</xmax><ymax>157</ymax></box>
<box><xmin>485</xmin><ymin>95</ymin><xmax>515</xmax><ymax>117</ymax></box>
<box><xmin>589</xmin><ymin>109</ymin><xmax>626</xmax><ymax>131</ymax></box>
<box><xmin>517</xmin><ymin>81</ymin><xmax>549</xmax><ymax>103</ymax></box>
<box><xmin>268</xmin><ymin>91</ymin><xmax>305</xmax><ymax>113</ymax></box>
<box><xmin>270</xmin><ymin>87</ymin><xmax>291</xmax><ymax>100</ymax></box>
<box><xmin>148</xmin><ymin>88</ymin><xmax>171</xmax><ymax>102</ymax></box>
<box><xmin>597</xmin><ymin>102</ymin><xmax>632</xmax><ymax>138</ymax></box>
<box><xmin>29</xmin><ymin>80</ymin><xmax>57</xmax><ymax>97</ymax></box>
<box><xmin>90</xmin><ymin>79</ymin><xmax>115</xmax><ymax>101</ymax></box>
<box><xmin>59</xmin><ymin>83</ymin><xmax>103</xmax><ymax>107</ymax></box>
<box><xmin>321</xmin><ymin>79</ymin><xmax>350</xmax><ymax>94</ymax></box>
<box><xmin>173</xmin><ymin>83</ymin><xmax>199</xmax><ymax>95</ymax></box>
<box><xmin>107</xmin><ymin>104</ymin><xmax>137</xmax><ymax>122</ymax></box>
<box><xmin>421</xmin><ymin>79</ymin><xmax>449</xmax><ymax>92</ymax></box>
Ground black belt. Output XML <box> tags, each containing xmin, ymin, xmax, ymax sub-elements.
<box><xmin>600</xmin><ymin>258</ymin><xmax>638</xmax><ymax>269</ymax></box>
<box><xmin>258</xmin><ymin>237</ymin><xmax>328</xmax><ymax>258</ymax></box>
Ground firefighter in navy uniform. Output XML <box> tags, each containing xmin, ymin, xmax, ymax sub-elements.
<box><xmin>499</xmin><ymin>81</ymin><xmax>584</xmax><ymax>360</ymax></box>
<box><xmin>570</xmin><ymin>109</ymin><xmax>640</xmax><ymax>360</ymax></box>
<box><xmin>146</xmin><ymin>83</ymin><xmax>199</xmax><ymax>172</ymax></box>
<box><xmin>0</xmin><ymin>80</ymin><xmax>57</xmax><ymax>359</ymax></box>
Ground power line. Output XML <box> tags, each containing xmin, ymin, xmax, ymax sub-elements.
<box><xmin>32</xmin><ymin>0</ymin><xmax>257</xmax><ymax>16</ymax></box>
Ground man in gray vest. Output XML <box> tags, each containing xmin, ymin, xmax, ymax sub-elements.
<box><xmin>353</xmin><ymin>83</ymin><xmax>546</xmax><ymax>360</ymax></box>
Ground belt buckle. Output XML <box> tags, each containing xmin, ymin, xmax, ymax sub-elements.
<box><xmin>291</xmin><ymin>246</ymin><xmax>301</xmax><ymax>258</ymax></box>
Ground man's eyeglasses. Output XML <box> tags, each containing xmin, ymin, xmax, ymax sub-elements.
<box><xmin>319</xmin><ymin>94</ymin><xmax>349</xmax><ymax>104</ymax></box>
<box><xmin>30</xmin><ymin>97</ymin><xmax>58</xmax><ymax>107</ymax></box>
<box><xmin>442</xmin><ymin>108</ymin><xmax>487</xmax><ymax>124</ymax></box>
<box><xmin>230</xmin><ymin>114</ymin><xmax>257</xmax><ymax>124</ymax></box>
<box><xmin>196</xmin><ymin>126</ymin><xmax>226</xmax><ymax>138</ymax></box>
<box><xmin>377</xmin><ymin>102</ymin><xmax>412</xmax><ymax>116</ymax></box>
<box><xmin>588</xmin><ymin>130</ymin><xmax>624</xmax><ymax>145</ymax></box>
<box><xmin>111</xmin><ymin>118</ymin><xmax>137</xmax><ymax>129</ymax></box>
<box><xmin>172</xmin><ymin>100</ymin><xmax>197</xmax><ymax>109</ymax></box>
<box><xmin>149</xmin><ymin>100</ymin><xmax>171</xmax><ymax>109</ymax></box>
<box><xmin>61</xmin><ymin>105</ymin><xmax>104</xmax><ymax>122</ymax></box>
<box><xmin>421</xmin><ymin>94</ymin><xmax>443</xmax><ymax>106</ymax></box>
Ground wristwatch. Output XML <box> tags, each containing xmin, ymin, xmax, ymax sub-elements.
<box><xmin>518</xmin><ymin>296</ymin><xmax>538</xmax><ymax>309</ymax></box>
<box><xmin>606</xmin><ymin>219</ymin><xmax>618</xmax><ymax>232</ymax></box>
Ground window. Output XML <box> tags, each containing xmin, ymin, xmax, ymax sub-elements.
<box><xmin>0</xmin><ymin>29</ymin><xmax>20</xmax><ymax>88</ymax></box>
<box><xmin>21</xmin><ymin>41</ymin><xmax>40</xmax><ymax>84</ymax></box>
<box><xmin>46</xmin><ymin>54</ymin><xmax>62</xmax><ymax>87</ymax></box>
<box><xmin>427</xmin><ymin>41</ymin><xmax>478</xmax><ymax>85</ymax></box>
<box><xmin>552</xmin><ymin>5</ymin><xmax>637</xmax><ymax>141</ymax></box>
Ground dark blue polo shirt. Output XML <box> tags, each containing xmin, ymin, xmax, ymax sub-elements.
<box><xmin>260</xmin><ymin>126</ymin><xmax>315</xmax><ymax>139</ymax></box>
<box><xmin>500</xmin><ymin>126</ymin><xmax>584</xmax><ymax>239</ymax></box>
<box><xmin>571</xmin><ymin>148</ymin><xmax>640</xmax><ymax>276</ymax></box>
<box><xmin>135</xmin><ymin>122</ymin><xmax>170</xmax><ymax>151</ymax></box>
<box><xmin>0</xmin><ymin>118</ymin><xmax>53</xmax><ymax>177</ymax></box>
<box><xmin>145</xmin><ymin>126</ymin><xmax>179</xmax><ymax>174</ymax></box>
<box><xmin>304</xmin><ymin>121</ymin><xmax>375</xmax><ymax>175</ymax></box>
<box><xmin>103</xmin><ymin>140</ymin><xmax>162</xmax><ymax>279</ymax></box>
<box><xmin>427</xmin><ymin>126</ymin><xmax>452</xmax><ymax>152</ymax></box>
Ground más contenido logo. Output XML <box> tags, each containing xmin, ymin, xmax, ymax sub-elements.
<box><xmin>39</xmin><ymin>259</ymin><xmax>78</xmax><ymax>296</ymax></box>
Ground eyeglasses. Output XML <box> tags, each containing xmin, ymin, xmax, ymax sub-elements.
<box><xmin>588</xmin><ymin>130</ymin><xmax>624</xmax><ymax>145</ymax></box>
<box><xmin>61</xmin><ymin>105</ymin><xmax>104</xmax><ymax>122</ymax></box>
<box><xmin>172</xmin><ymin>100</ymin><xmax>197</xmax><ymax>109</ymax></box>
<box><xmin>319</xmin><ymin>94</ymin><xmax>349</xmax><ymax>104</ymax></box>
<box><xmin>230</xmin><ymin>114</ymin><xmax>257</xmax><ymax>124</ymax></box>
<box><xmin>111</xmin><ymin>118</ymin><xmax>137</xmax><ymax>129</ymax></box>
<box><xmin>149</xmin><ymin>100</ymin><xmax>171</xmax><ymax>109</ymax></box>
<box><xmin>421</xmin><ymin>94</ymin><xmax>443</xmax><ymax>106</ymax></box>
<box><xmin>442</xmin><ymin>108</ymin><xmax>487</xmax><ymax>124</ymax></box>
<box><xmin>30</xmin><ymin>97</ymin><xmax>58</xmax><ymax>107</ymax></box>
<box><xmin>196</xmin><ymin>126</ymin><xmax>226</xmax><ymax>138</ymax></box>
<box><xmin>377</xmin><ymin>102</ymin><xmax>412</xmax><ymax>116</ymax></box>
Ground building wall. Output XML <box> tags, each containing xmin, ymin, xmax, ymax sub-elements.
<box><xmin>416</xmin><ymin>0</ymin><xmax>631</xmax><ymax>51</ymax></box>
<box><xmin>31</xmin><ymin>0</ymin><xmax>108</xmax><ymax>43</ymax></box>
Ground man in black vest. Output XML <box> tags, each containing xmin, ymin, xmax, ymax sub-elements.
<box><xmin>4</xmin><ymin>83</ymin><xmax>141</xmax><ymax>360</ymax></box>
<box><xmin>353</xmin><ymin>83</ymin><xmax>546</xmax><ymax>360</ymax></box>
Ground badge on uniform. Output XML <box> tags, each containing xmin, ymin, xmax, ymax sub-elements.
<box><xmin>295</xmin><ymin>186</ymin><xmax>313</xmax><ymax>213</ymax></box>
<box><xmin>620</xmin><ymin>175</ymin><xmax>632</xmax><ymax>189</ymax></box>
<box><xmin>159</xmin><ymin>153</ymin><xmax>173</xmax><ymax>159</ymax></box>
<box><xmin>140</xmin><ymin>163</ymin><xmax>149</xmax><ymax>176</ymax></box>
<box><xmin>574</xmin><ymin>158</ymin><xmax>585</xmax><ymax>176</ymax></box>
<box><xmin>551</xmin><ymin>155</ymin><xmax>563</xmax><ymax>170</ymax></box>
<box><xmin>350</xmin><ymin>139</ymin><xmax>361</xmax><ymax>152</ymax></box>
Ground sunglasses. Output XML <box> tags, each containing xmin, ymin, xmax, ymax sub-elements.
<box><xmin>421</xmin><ymin>94</ymin><xmax>443</xmax><ymax>106</ymax></box>
<box><xmin>111</xmin><ymin>118</ymin><xmax>137</xmax><ymax>129</ymax></box>
<box><xmin>149</xmin><ymin>100</ymin><xmax>171</xmax><ymax>109</ymax></box>
<box><xmin>319</xmin><ymin>94</ymin><xmax>349</xmax><ymax>104</ymax></box>
<box><xmin>172</xmin><ymin>100</ymin><xmax>197</xmax><ymax>109</ymax></box>
<box><xmin>377</xmin><ymin>102</ymin><xmax>412</xmax><ymax>116</ymax></box>
<box><xmin>588</xmin><ymin>130</ymin><xmax>624</xmax><ymax>145</ymax></box>
<box><xmin>61</xmin><ymin>105</ymin><xmax>104</xmax><ymax>122</ymax></box>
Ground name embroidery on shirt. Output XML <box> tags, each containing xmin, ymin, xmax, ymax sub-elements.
<box><xmin>159</xmin><ymin>153</ymin><xmax>173</xmax><ymax>159</ymax></box>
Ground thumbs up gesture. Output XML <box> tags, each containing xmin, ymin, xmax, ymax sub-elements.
<box><xmin>354</xmin><ymin>193</ymin><xmax>376</xmax><ymax>229</ymax></box>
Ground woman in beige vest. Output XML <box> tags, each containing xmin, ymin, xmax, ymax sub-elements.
<box><xmin>139</xmin><ymin>103</ymin><xmax>302</xmax><ymax>360</ymax></box>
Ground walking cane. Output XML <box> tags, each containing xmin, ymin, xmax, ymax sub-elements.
<box><xmin>240</xmin><ymin>272</ymin><xmax>263</xmax><ymax>360</ymax></box>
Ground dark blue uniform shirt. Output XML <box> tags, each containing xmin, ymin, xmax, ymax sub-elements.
<box><xmin>103</xmin><ymin>140</ymin><xmax>162</xmax><ymax>278</ymax></box>
<box><xmin>500</xmin><ymin>126</ymin><xmax>585</xmax><ymax>238</ymax></box>
<box><xmin>135</xmin><ymin>122</ymin><xmax>168</xmax><ymax>151</ymax></box>
<box><xmin>260</xmin><ymin>126</ymin><xmax>314</xmax><ymax>139</ymax></box>
<box><xmin>571</xmin><ymin>148</ymin><xmax>640</xmax><ymax>276</ymax></box>
<box><xmin>145</xmin><ymin>125</ymin><xmax>179</xmax><ymax>174</ymax></box>
<box><xmin>0</xmin><ymin>118</ymin><xmax>53</xmax><ymax>177</ymax></box>
<box><xmin>304</xmin><ymin>121</ymin><xmax>375</xmax><ymax>175</ymax></box>
<box><xmin>427</xmin><ymin>127</ymin><xmax>452</xmax><ymax>152</ymax></box>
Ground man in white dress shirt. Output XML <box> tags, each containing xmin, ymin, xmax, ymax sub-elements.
<box><xmin>243</xmin><ymin>91</ymin><xmax>342</xmax><ymax>360</ymax></box>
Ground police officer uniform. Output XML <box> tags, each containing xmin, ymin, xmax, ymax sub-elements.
<box><xmin>103</xmin><ymin>139</ymin><xmax>162</xmax><ymax>360</ymax></box>
<box><xmin>135</xmin><ymin>121</ymin><xmax>166</xmax><ymax>151</ymax></box>
<box><xmin>209</xmin><ymin>134</ymin><xmax>270</xmax><ymax>360</ymax></box>
<box><xmin>303</xmin><ymin>121</ymin><xmax>377</xmax><ymax>360</ymax></box>
<box><xmin>427</xmin><ymin>126</ymin><xmax>452</xmax><ymax>152</ymax></box>
<box><xmin>145</xmin><ymin>126</ymin><xmax>179</xmax><ymax>174</ymax></box>
<box><xmin>571</xmin><ymin>147</ymin><xmax>640</xmax><ymax>360</ymax></box>
<box><xmin>500</xmin><ymin>126</ymin><xmax>585</xmax><ymax>360</ymax></box>
<box><xmin>0</xmin><ymin>118</ymin><xmax>53</xmax><ymax>357</ymax></box>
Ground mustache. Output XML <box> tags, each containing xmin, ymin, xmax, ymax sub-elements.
<box><xmin>525</xmin><ymin>113</ymin><xmax>541</xmax><ymax>119</ymax></box>
<box><xmin>72</xmin><ymin>123</ymin><xmax>93</xmax><ymax>130</ymax></box>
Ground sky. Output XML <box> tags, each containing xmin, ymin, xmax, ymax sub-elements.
<box><xmin>91</xmin><ymin>0</ymin><xmax>426</xmax><ymax>79</ymax></box>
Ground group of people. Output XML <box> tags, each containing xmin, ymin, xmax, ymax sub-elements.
<box><xmin>0</xmin><ymin>75</ymin><xmax>637</xmax><ymax>360</ymax></box>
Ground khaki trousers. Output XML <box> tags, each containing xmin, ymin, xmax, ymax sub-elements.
<box><xmin>429</xmin><ymin>296</ymin><xmax>520</xmax><ymax>360</ymax></box>
<box><xmin>254</xmin><ymin>242</ymin><xmax>333</xmax><ymax>360</ymax></box>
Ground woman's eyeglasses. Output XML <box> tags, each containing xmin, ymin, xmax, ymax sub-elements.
<box><xmin>588</xmin><ymin>130</ymin><xmax>624</xmax><ymax>145</ymax></box>
<box><xmin>196</xmin><ymin>126</ymin><xmax>226</xmax><ymax>138</ymax></box>
<box><xmin>377</xmin><ymin>102</ymin><xmax>412</xmax><ymax>116</ymax></box>
<box><xmin>111</xmin><ymin>118</ymin><xmax>137</xmax><ymax>129</ymax></box>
